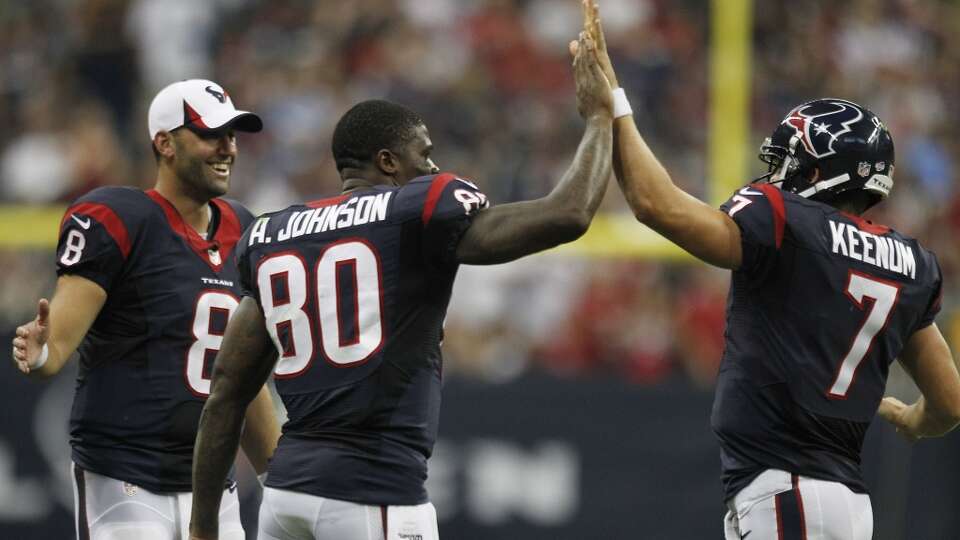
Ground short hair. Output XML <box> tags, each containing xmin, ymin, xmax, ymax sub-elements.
<box><xmin>331</xmin><ymin>100</ymin><xmax>424</xmax><ymax>172</ymax></box>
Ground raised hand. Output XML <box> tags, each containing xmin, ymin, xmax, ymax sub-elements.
<box><xmin>583</xmin><ymin>0</ymin><xmax>620</xmax><ymax>88</ymax></box>
<box><xmin>571</xmin><ymin>30</ymin><xmax>613</xmax><ymax>120</ymax></box>
<box><xmin>12</xmin><ymin>299</ymin><xmax>50</xmax><ymax>374</ymax></box>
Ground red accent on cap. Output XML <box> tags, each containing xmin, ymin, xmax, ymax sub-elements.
<box><xmin>756</xmin><ymin>183</ymin><xmax>786</xmax><ymax>249</ymax></box>
<box><xmin>183</xmin><ymin>102</ymin><xmax>209</xmax><ymax>129</ymax></box>
<box><xmin>62</xmin><ymin>202</ymin><xmax>132</xmax><ymax>258</ymax></box>
<box><xmin>422</xmin><ymin>173</ymin><xmax>458</xmax><ymax>226</ymax></box>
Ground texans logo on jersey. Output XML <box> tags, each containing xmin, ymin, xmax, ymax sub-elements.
<box><xmin>782</xmin><ymin>99</ymin><xmax>864</xmax><ymax>159</ymax></box>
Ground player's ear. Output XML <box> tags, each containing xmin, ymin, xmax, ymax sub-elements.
<box><xmin>153</xmin><ymin>131</ymin><xmax>177</xmax><ymax>161</ymax></box>
<box><xmin>375</xmin><ymin>149</ymin><xmax>399</xmax><ymax>175</ymax></box>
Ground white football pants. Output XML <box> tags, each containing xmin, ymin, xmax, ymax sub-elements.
<box><xmin>258</xmin><ymin>486</ymin><xmax>439</xmax><ymax>540</ymax></box>
<box><xmin>723</xmin><ymin>469</ymin><xmax>873</xmax><ymax>540</ymax></box>
<box><xmin>71</xmin><ymin>462</ymin><xmax>244</xmax><ymax>540</ymax></box>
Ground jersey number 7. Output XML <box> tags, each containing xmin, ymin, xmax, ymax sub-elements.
<box><xmin>828</xmin><ymin>271</ymin><xmax>901</xmax><ymax>398</ymax></box>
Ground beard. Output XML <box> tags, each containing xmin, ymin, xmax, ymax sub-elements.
<box><xmin>173</xmin><ymin>150</ymin><xmax>229</xmax><ymax>200</ymax></box>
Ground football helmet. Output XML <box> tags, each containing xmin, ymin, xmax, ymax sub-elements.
<box><xmin>757</xmin><ymin>98</ymin><xmax>894</xmax><ymax>209</ymax></box>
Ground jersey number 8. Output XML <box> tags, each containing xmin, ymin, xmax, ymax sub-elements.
<box><xmin>185</xmin><ymin>291</ymin><xmax>239</xmax><ymax>396</ymax></box>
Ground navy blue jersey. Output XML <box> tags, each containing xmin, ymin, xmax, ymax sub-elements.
<box><xmin>235</xmin><ymin>173</ymin><xmax>487</xmax><ymax>505</ymax></box>
<box><xmin>711</xmin><ymin>184</ymin><xmax>942</xmax><ymax>501</ymax></box>
<box><xmin>57</xmin><ymin>186</ymin><xmax>254</xmax><ymax>493</ymax></box>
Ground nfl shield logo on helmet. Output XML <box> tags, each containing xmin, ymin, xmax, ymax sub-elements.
<box><xmin>857</xmin><ymin>162</ymin><xmax>871</xmax><ymax>178</ymax></box>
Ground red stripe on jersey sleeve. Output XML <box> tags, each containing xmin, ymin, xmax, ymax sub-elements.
<box><xmin>756</xmin><ymin>183</ymin><xmax>786</xmax><ymax>249</ymax></box>
<box><xmin>421</xmin><ymin>173</ymin><xmax>457</xmax><ymax>226</ymax></box>
<box><xmin>63</xmin><ymin>202</ymin><xmax>132</xmax><ymax>259</ymax></box>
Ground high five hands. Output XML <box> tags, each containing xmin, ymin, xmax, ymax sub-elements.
<box><xmin>569</xmin><ymin>0</ymin><xmax>614</xmax><ymax>120</ymax></box>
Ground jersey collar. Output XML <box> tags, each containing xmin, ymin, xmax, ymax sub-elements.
<box><xmin>146</xmin><ymin>189</ymin><xmax>242</xmax><ymax>272</ymax></box>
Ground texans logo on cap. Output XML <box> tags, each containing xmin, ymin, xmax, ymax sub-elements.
<box><xmin>205</xmin><ymin>86</ymin><xmax>227</xmax><ymax>104</ymax></box>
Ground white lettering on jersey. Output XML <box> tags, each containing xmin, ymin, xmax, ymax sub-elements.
<box><xmin>201</xmin><ymin>277</ymin><xmax>235</xmax><ymax>287</ymax></box>
<box><xmin>248</xmin><ymin>217</ymin><xmax>272</xmax><ymax>246</ymax></box>
<box><xmin>453</xmin><ymin>188</ymin><xmax>489</xmax><ymax>215</ymax></box>
<box><xmin>726</xmin><ymin>187</ymin><xmax>764</xmax><ymax>217</ymax></box>
<box><xmin>265</xmin><ymin>192</ymin><xmax>393</xmax><ymax>246</ymax></box>
<box><xmin>829</xmin><ymin>220</ymin><xmax>915</xmax><ymax>279</ymax></box>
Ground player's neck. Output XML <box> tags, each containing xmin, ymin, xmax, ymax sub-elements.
<box><xmin>340</xmin><ymin>169</ymin><xmax>396</xmax><ymax>194</ymax></box>
<box><xmin>153</xmin><ymin>174</ymin><xmax>213</xmax><ymax>235</ymax></box>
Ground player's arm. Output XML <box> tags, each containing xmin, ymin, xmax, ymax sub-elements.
<box><xmin>190</xmin><ymin>296</ymin><xmax>277</xmax><ymax>540</ymax></box>
<box><xmin>611</xmin><ymin>118</ymin><xmax>742</xmax><ymax>269</ymax></box>
<box><xmin>239</xmin><ymin>384</ymin><xmax>280</xmax><ymax>475</ymax></box>
<box><xmin>878</xmin><ymin>323</ymin><xmax>960</xmax><ymax>440</ymax></box>
<box><xmin>12</xmin><ymin>275</ymin><xmax>106</xmax><ymax>377</ymax></box>
<box><xmin>455</xmin><ymin>30</ymin><xmax>613</xmax><ymax>265</ymax></box>
<box><xmin>584</xmin><ymin>0</ymin><xmax>742</xmax><ymax>270</ymax></box>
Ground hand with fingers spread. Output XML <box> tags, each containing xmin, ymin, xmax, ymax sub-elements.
<box><xmin>570</xmin><ymin>29</ymin><xmax>613</xmax><ymax>121</ymax></box>
<box><xmin>12</xmin><ymin>299</ymin><xmax>51</xmax><ymax>374</ymax></box>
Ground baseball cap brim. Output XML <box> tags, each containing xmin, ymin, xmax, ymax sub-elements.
<box><xmin>186</xmin><ymin>109</ymin><xmax>263</xmax><ymax>134</ymax></box>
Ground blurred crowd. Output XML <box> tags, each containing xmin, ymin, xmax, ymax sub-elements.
<box><xmin>1</xmin><ymin>0</ymin><xmax>959</xmax><ymax>387</ymax></box>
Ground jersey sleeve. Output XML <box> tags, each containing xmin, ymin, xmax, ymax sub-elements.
<box><xmin>419</xmin><ymin>173</ymin><xmax>489</xmax><ymax>268</ymax></box>
<box><xmin>719</xmin><ymin>183</ymin><xmax>787</xmax><ymax>276</ymax></box>
<box><xmin>913</xmin><ymin>251</ymin><xmax>943</xmax><ymax>331</ymax></box>
<box><xmin>55</xmin><ymin>196</ymin><xmax>133</xmax><ymax>292</ymax></box>
<box><xmin>233</xmin><ymin>221</ymin><xmax>260</xmax><ymax>301</ymax></box>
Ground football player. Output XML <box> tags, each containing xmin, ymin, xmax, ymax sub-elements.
<box><xmin>583</xmin><ymin>2</ymin><xmax>960</xmax><ymax>539</ymax></box>
<box><xmin>188</xmin><ymin>24</ymin><xmax>616</xmax><ymax>540</ymax></box>
<box><xmin>11</xmin><ymin>79</ymin><xmax>281</xmax><ymax>540</ymax></box>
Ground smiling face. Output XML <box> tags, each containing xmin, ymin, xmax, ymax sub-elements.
<box><xmin>169</xmin><ymin>127</ymin><xmax>237</xmax><ymax>198</ymax></box>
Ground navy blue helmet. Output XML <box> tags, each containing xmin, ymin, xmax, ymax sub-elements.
<box><xmin>758</xmin><ymin>98</ymin><xmax>894</xmax><ymax>210</ymax></box>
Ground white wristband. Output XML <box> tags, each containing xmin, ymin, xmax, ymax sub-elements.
<box><xmin>31</xmin><ymin>343</ymin><xmax>49</xmax><ymax>370</ymax></box>
<box><xmin>612</xmin><ymin>88</ymin><xmax>633</xmax><ymax>119</ymax></box>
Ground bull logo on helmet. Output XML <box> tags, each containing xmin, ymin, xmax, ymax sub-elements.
<box><xmin>781</xmin><ymin>99</ymin><xmax>864</xmax><ymax>159</ymax></box>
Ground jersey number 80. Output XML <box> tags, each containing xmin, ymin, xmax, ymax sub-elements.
<box><xmin>256</xmin><ymin>239</ymin><xmax>385</xmax><ymax>377</ymax></box>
